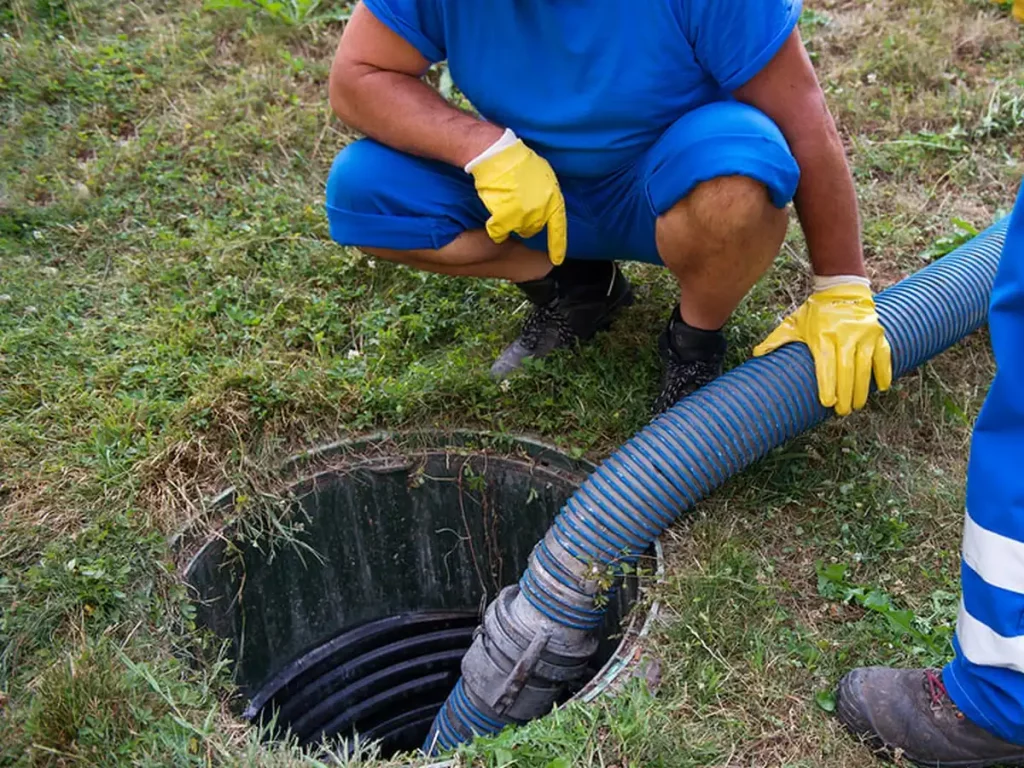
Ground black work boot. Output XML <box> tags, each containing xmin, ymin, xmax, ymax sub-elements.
<box><xmin>490</xmin><ymin>260</ymin><xmax>634</xmax><ymax>379</ymax></box>
<box><xmin>652</xmin><ymin>307</ymin><xmax>727</xmax><ymax>415</ymax></box>
<box><xmin>837</xmin><ymin>667</ymin><xmax>1024</xmax><ymax>767</ymax></box>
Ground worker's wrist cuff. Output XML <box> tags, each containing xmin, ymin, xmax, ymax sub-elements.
<box><xmin>464</xmin><ymin>128</ymin><xmax>518</xmax><ymax>173</ymax></box>
<box><xmin>812</xmin><ymin>274</ymin><xmax>872</xmax><ymax>293</ymax></box>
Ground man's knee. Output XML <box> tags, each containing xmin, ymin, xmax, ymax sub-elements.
<box><xmin>325</xmin><ymin>140</ymin><xmax>475</xmax><ymax>254</ymax></box>
<box><xmin>667</xmin><ymin>175</ymin><xmax>787</xmax><ymax>247</ymax></box>
<box><xmin>326</xmin><ymin>139</ymin><xmax>394</xmax><ymax>213</ymax></box>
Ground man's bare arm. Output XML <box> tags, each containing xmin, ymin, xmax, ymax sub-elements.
<box><xmin>734</xmin><ymin>30</ymin><xmax>867</xmax><ymax>278</ymax></box>
<box><xmin>329</xmin><ymin>2</ymin><xmax>503</xmax><ymax>169</ymax></box>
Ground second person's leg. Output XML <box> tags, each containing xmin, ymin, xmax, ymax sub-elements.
<box><xmin>834</xmin><ymin>181</ymin><xmax>1024</xmax><ymax>768</ymax></box>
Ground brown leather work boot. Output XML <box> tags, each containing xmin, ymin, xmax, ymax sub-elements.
<box><xmin>837</xmin><ymin>667</ymin><xmax>1024</xmax><ymax>767</ymax></box>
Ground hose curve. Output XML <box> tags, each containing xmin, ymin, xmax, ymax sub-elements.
<box><xmin>424</xmin><ymin>220</ymin><xmax>1009</xmax><ymax>755</ymax></box>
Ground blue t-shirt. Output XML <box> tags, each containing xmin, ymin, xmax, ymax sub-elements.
<box><xmin>363</xmin><ymin>0</ymin><xmax>803</xmax><ymax>178</ymax></box>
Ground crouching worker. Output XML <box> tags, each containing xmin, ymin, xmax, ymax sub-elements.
<box><xmin>325</xmin><ymin>0</ymin><xmax>892</xmax><ymax>416</ymax></box>
<box><xmin>838</xmin><ymin>180</ymin><xmax>1024</xmax><ymax>767</ymax></box>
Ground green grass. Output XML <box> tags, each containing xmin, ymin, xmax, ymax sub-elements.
<box><xmin>1</xmin><ymin>0</ymin><xmax>1023</xmax><ymax>765</ymax></box>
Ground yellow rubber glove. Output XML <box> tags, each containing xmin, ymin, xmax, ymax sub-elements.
<box><xmin>753</xmin><ymin>281</ymin><xmax>893</xmax><ymax>416</ymax></box>
<box><xmin>466</xmin><ymin>129</ymin><xmax>568</xmax><ymax>266</ymax></box>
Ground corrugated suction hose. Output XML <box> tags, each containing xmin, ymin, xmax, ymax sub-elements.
<box><xmin>424</xmin><ymin>219</ymin><xmax>1009</xmax><ymax>755</ymax></box>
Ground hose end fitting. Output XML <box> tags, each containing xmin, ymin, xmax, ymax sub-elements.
<box><xmin>423</xmin><ymin>585</ymin><xmax>598</xmax><ymax>754</ymax></box>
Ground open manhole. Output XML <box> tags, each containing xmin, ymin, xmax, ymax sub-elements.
<box><xmin>184</xmin><ymin>432</ymin><xmax>662</xmax><ymax>758</ymax></box>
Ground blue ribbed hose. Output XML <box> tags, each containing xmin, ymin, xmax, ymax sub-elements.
<box><xmin>424</xmin><ymin>220</ymin><xmax>1009</xmax><ymax>755</ymax></box>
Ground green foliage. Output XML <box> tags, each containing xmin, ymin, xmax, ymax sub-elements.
<box><xmin>814</xmin><ymin>689</ymin><xmax>838</xmax><ymax>713</ymax></box>
<box><xmin>973</xmin><ymin>87</ymin><xmax>1024</xmax><ymax>141</ymax></box>
<box><xmin>816</xmin><ymin>562</ymin><xmax>956</xmax><ymax>662</ymax></box>
<box><xmin>799</xmin><ymin>8</ymin><xmax>833</xmax><ymax>29</ymax></box>
<box><xmin>0</xmin><ymin>0</ymin><xmax>82</xmax><ymax>32</ymax></box>
<box><xmin>589</xmin><ymin>555</ymin><xmax>645</xmax><ymax>610</ymax></box>
<box><xmin>23</xmin><ymin>640</ymin><xmax>173</xmax><ymax>765</ymax></box>
<box><xmin>203</xmin><ymin>0</ymin><xmax>354</xmax><ymax>26</ymax></box>
<box><xmin>455</xmin><ymin>681</ymin><xmax>710</xmax><ymax>768</ymax></box>
<box><xmin>0</xmin><ymin>515</ymin><xmax>171</xmax><ymax>683</ymax></box>
<box><xmin>921</xmin><ymin>218</ymin><xmax>981</xmax><ymax>262</ymax></box>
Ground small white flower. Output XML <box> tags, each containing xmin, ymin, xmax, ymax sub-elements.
<box><xmin>366</xmin><ymin>259</ymin><xmax>377</xmax><ymax>269</ymax></box>
<box><xmin>24</xmin><ymin>305</ymin><xmax>38</xmax><ymax>314</ymax></box>
<box><xmin>347</xmin><ymin>348</ymin><xmax>362</xmax><ymax>360</ymax></box>
<box><xmin>499</xmin><ymin>379</ymin><xmax>511</xmax><ymax>392</ymax></box>
<box><xmin>866</xmin><ymin>72</ymin><xmax>878</xmax><ymax>84</ymax></box>
<box><xmin>31</xmin><ymin>230</ymin><xmax>44</xmax><ymax>241</ymax></box>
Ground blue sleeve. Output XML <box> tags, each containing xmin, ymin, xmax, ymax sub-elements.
<box><xmin>682</xmin><ymin>0</ymin><xmax>804</xmax><ymax>92</ymax></box>
<box><xmin>362</xmin><ymin>0</ymin><xmax>446</xmax><ymax>63</ymax></box>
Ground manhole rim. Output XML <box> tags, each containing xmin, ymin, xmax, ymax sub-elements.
<box><xmin>179</xmin><ymin>429</ymin><xmax>664</xmax><ymax>760</ymax></box>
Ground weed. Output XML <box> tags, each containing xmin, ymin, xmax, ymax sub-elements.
<box><xmin>588</xmin><ymin>555</ymin><xmax>650</xmax><ymax>610</ymax></box>
<box><xmin>26</xmin><ymin>643</ymin><xmax>153</xmax><ymax>764</ymax></box>
<box><xmin>456</xmin><ymin>680</ymin><xmax>709</xmax><ymax>768</ymax></box>
<box><xmin>816</xmin><ymin>562</ymin><xmax>955</xmax><ymax>662</ymax></box>
<box><xmin>974</xmin><ymin>85</ymin><xmax>1024</xmax><ymax>140</ymax></box>
<box><xmin>800</xmin><ymin>8</ymin><xmax>833</xmax><ymax>29</ymax></box>
<box><xmin>204</xmin><ymin>0</ymin><xmax>354</xmax><ymax>27</ymax></box>
<box><xmin>921</xmin><ymin>217</ymin><xmax>982</xmax><ymax>262</ymax></box>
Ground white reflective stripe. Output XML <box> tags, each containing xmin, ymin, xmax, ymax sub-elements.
<box><xmin>962</xmin><ymin>510</ymin><xmax>1024</xmax><ymax>595</ymax></box>
<box><xmin>957</xmin><ymin>600</ymin><xmax>1024</xmax><ymax>674</ymax></box>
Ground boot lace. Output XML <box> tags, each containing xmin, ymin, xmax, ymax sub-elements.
<box><xmin>519</xmin><ymin>302</ymin><xmax>576</xmax><ymax>351</ymax></box>
<box><xmin>653</xmin><ymin>358</ymin><xmax>722</xmax><ymax>415</ymax></box>
<box><xmin>924</xmin><ymin>669</ymin><xmax>964</xmax><ymax>719</ymax></box>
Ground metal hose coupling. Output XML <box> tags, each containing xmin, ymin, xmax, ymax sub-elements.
<box><xmin>423</xmin><ymin>537</ymin><xmax>609</xmax><ymax>752</ymax></box>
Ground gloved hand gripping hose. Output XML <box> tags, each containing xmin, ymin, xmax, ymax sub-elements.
<box><xmin>424</xmin><ymin>219</ymin><xmax>1009</xmax><ymax>755</ymax></box>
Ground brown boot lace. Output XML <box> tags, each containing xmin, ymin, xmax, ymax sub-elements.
<box><xmin>924</xmin><ymin>669</ymin><xmax>965</xmax><ymax>720</ymax></box>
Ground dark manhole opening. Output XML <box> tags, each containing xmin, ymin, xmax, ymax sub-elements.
<box><xmin>184</xmin><ymin>432</ymin><xmax>660</xmax><ymax>759</ymax></box>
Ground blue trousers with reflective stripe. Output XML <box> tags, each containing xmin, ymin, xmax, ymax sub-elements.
<box><xmin>943</xmin><ymin>180</ymin><xmax>1024</xmax><ymax>744</ymax></box>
